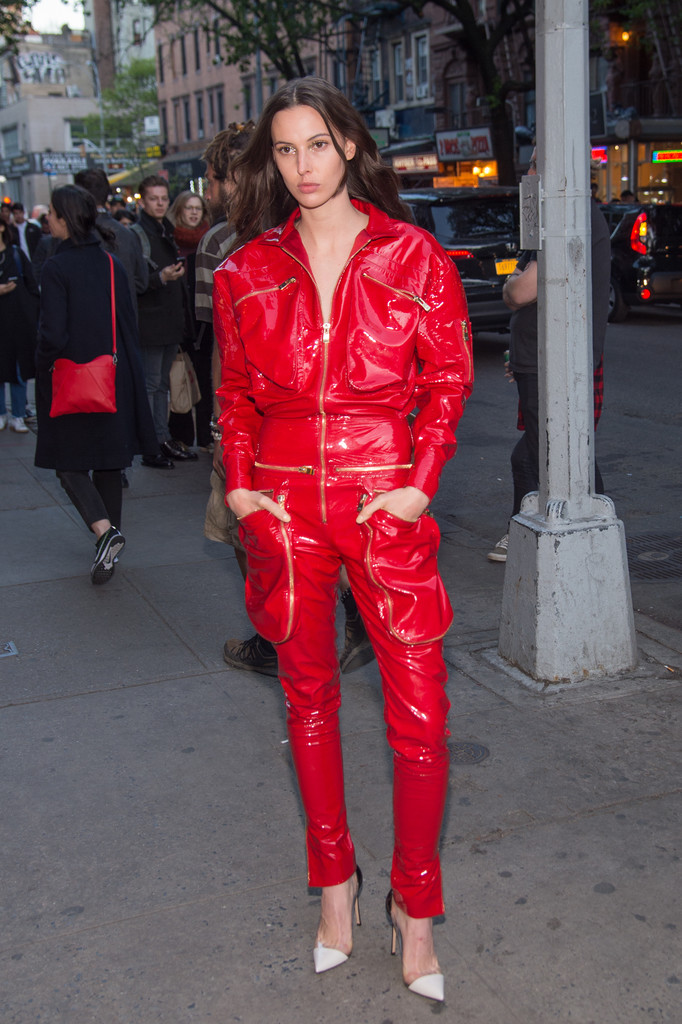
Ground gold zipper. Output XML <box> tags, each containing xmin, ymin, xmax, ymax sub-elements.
<box><xmin>461</xmin><ymin>319</ymin><xmax>473</xmax><ymax>382</ymax></box>
<box><xmin>255</xmin><ymin>461</ymin><xmax>315</xmax><ymax>474</ymax></box>
<box><xmin>362</xmin><ymin>272</ymin><xmax>432</xmax><ymax>312</ymax></box>
<box><xmin>335</xmin><ymin>463</ymin><xmax>413</xmax><ymax>473</ymax></box>
<box><xmin>318</xmin><ymin>321</ymin><xmax>331</xmax><ymax>521</ymax></box>
<box><xmin>363</xmin><ymin>518</ymin><xmax>450</xmax><ymax>644</ymax></box>
<box><xmin>234</xmin><ymin>276</ymin><xmax>296</xmax><ymax>307</ymax></box>
<box><xmin>277</xmin><ymin>493</ymin><xmax>296</xmax><ymax>641</ymax></box>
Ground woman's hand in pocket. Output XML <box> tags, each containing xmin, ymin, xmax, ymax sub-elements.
<box><xmin>227</xmin><ymin>487</ymin><xmax>291</xmax><ymax>523</ymax></box>
<box><xmin>356</xmin><ymin>485</ymin><xmax>429</xmax><ymax>525</ymax></box>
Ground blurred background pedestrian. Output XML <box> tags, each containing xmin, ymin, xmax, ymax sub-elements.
<box><xmin>168</xmin><ymin>189</ymin><xmax>212</xmax><ymax>452</ymax></box>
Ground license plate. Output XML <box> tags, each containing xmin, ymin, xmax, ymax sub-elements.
<box><xmin>495</xmin><ymin>259</ymin><xmax>517</xmax><ymax>275</ymax></box>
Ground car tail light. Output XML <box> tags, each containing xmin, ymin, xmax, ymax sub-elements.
<box><xmin>446</xmin><ymin>249</ymin><xmax>474</xmax><ymax>259</ymax></box>
<box><xmin>630</xmin><ymin>212</ymin><xmax>648</xmax><ymax>254</ymax></box>
<box><xmin>640</xmin><ymin>287</ymin><xmax>651</xmax><ymax>300</ymax></box>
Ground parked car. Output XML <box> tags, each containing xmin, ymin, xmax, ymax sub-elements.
<box><xmin>399</xmin><ymin>186</ymin><xmax>520</xmax><ymax>333</ymax></box>
<box><xmin>601</xmin><ymin>201</ymin><xmax>682</xmax><ymax>321</ymax></box>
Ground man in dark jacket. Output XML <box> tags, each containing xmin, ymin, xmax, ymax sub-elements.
<box><xmin>11</xmin><ymin>202</ymin><xmax>42</xmax><ymax>258</ymax></box>
<box><xmin>133</xmin><ymin>174</ymin><xmax>195</xmax><ymax>465</ymax></box>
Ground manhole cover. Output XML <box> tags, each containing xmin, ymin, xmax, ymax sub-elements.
<box><xmin>450</xmin><ymin>741</ymin><xmax>490</xmax><ymax>764</ymax></box>
<box><xmin>626</xmin><ymin>533</ymin><xmax>682</xmax><ymax>581</ymax></box>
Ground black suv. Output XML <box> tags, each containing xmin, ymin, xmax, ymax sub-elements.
<box><xmin>399</xmin><ymin>187</ymin><xmax>520</xmax><ymax>333</ymax></box>
<box><xmin>601</xmin><ymin>202</ymin><xmax>682</xmax><ymax>321</ymax></box>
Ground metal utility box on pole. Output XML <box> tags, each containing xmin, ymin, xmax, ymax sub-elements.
<box><xmin>498</xmin><ymin>0</ymin><xmax>637</xmax><ymax>684</ymax></box>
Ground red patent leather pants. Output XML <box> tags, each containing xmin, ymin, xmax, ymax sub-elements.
<box><xmin>240</xmin><ymin>419</ymin><xmax>452</xmax><ymax>919</ymax></box>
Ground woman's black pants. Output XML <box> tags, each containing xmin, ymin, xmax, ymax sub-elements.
<box><xmin>57</xmin><ymin>470</ymin><xmax>123</xmax><ymax>531</ymax></box>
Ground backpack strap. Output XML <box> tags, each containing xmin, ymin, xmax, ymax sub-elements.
<box><xmin>129</xmin><ymin>222</ymin><xmax>152</xmax><ymax>264</ymax></box>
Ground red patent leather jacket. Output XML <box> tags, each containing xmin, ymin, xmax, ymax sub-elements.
<box><xmin>214</xmin><ymin>200</ymin><xmax>473</xmax><ymax>501</ymax></box>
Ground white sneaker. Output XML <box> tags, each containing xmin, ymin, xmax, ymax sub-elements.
<box><xmin>0</xmin><ymin>413</ymin><xmax>7</xmax><ymax>430</ymax></box>
<box><xmin>10</xmin><ymin>416</ymin><xmax>29</xmax><ymax>433</ymax></box>
<box><xmin>487</xmin><ymin>534</ymin><xmax>509</xmax><ymax>562</ymax></box>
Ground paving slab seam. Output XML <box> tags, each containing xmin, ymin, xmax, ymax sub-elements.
<box><xmin>442</xmin><ymin>787</ymin><xmax>682</xmax><ymax>852</ymax></box>
<box><xmin>0</xmin><ymin>876</ymin><xmax>313</xmax><ymax>961</ymax></box>
<box><xmin>0</xmin><ymin>669</ymin><xmax>232</xmax><ymax>711</ymax></box>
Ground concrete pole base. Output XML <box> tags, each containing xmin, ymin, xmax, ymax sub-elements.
<box><xmin>499</xmin><ymin>494</ymin><xmax>638</xmax><ymax>685</ymax></box>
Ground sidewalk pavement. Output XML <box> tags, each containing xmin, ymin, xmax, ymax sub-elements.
<box><xmin>1</xmin><ymin>423</ymin><xmax>680</xmax><ymax>1024</ymax></box>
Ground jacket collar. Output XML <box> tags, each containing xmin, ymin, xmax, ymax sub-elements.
<box><xmin>55</xmin><ymin>230</ymin><xmax>103</xmax><ymax>253</ymax></box>
<box><xmin>139</xmin><ymin>208</ymin><xmax>175</xmax><ymax>241</ymax></box>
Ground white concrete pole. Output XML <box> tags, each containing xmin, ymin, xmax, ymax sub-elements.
<box><xmin>498</xmin><ymin>0</ymin><xmax>637</xmax><ymax>685</ymax></box>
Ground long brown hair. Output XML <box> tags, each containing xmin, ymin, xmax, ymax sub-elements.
<box><xmin>230</xmin><ymin>77</ymin><xmax>410</xmax><ymax>247</ymax></box>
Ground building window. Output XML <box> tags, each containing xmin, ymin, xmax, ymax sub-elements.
<box><xmin>370</xmin><ymin>48</ymin><xmax>381</xmax><ymax>103</ymax></box>
<box><xmin>205</xmin><ymin>26</ymin><xmax>211</xmax><ymax>54</ymax></box>
<box><xmin>243</xmin><ymin>81</ymin><xmax>252</xmax><ymax>120</ymax></box>
<box><xmin>2</xmin><ymin>126</ymin><xmax>19</xmax><ymax>157</ymax></box>
<box><xmin>180</xmin><ymin>35</ymin><xmax>187</xmax><ymax>76</ymax></box>
<box><xmin>196</xmin><ymin>94</ymin><xmax>204</xmax><ymax>138</ymax></box>
<box><xmin>132</xmin><ymin>19</ymin><xmax>142</xmax><ymax>45</ymax></box>
<box><xmin>208</xmin><ymin>90</ymin><xmax>215</xmax><ymax>126</ymax></box>
<box><xmin>448</xmin><ymin>81</ymin><xmax>466</xmax><ymax>129</ymax></box>
<box><xmin>304</xmin><ymin>58</ymin><xmax>316</xmax><ymax>77</ymax></box>
<box><xmin>393</xmin><ymin>42</ymin><xmax>404</xmax><ymax>103</ymax></box>
<box><xmin>333</xmin><ymin>59</ymin><xmax>346</xmax><ymax>93</ymax></box>
<box><xmin>183</xmin><ymin>96</ymin><xmax>191</xmax><ymax>140</ymax></box>
<box><xmin>213</xmin><ymin>18</ymin><xmax>221</xmax><ymax>59</ymax></box>
<box><xmin>194</xmin><ymin>29</ymin><xmax>201</xmax><ymax>72</ymax></box>
<box><xmin>414</xmin><ymin>33</ymin><xmax>429</xmax><ymax>99</ymax></box>
<box><xmin>269</xmin><ymin>74</ymin><xmax>278</xmax><ymax>96</ymax></box>
<box><xmin>160</xmin><ymin>105</ymin><xmax>168</xmax><ymax>142</ymax></box>
<box><xmin>216</xmin><ymin>88</ymin><xmax>225</xmax><ymax>130</ymax></box>
<box><xmin>157</xmin><ymin>43</ymin><xmax>164</xmax><ymax>84</ymax></box>
<box><xmin>173</xmin><ymin>100</ymin><xmax>180</xmax><ymax>143</ymax></box>
<box><xmin>68</xmin><ymin>119</ymin><xmax>86</xmax><ymax>146</ymax></box>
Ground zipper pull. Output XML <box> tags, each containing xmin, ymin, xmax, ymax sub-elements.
<box><xmin>322</xmin><ymin>322</ymin><xmax>331</xmax><ymax>343</ymax></box>
<box><xmin>279</xmin><ymin>276</ymin><xmax>296</xmax><ymax>290</ymax></box>
<box><xmin>413</xmin><ymin>294</ymin><xmax>432</xmax><ymax>312</ymax></box>
<box><xmin>462</xmin><ymin>319</ymin><xmax>470</xmax><ymax>343</ymax></box>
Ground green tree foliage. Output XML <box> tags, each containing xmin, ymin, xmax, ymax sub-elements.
<box><xmin>146</xmin><ymin>0</ymin><xmax>346</xmax><ymax>80</ymax></box>
<box><xmin>1</xmin><ymin>1</ymin><xmax>33</xmax><ymax>51</ymax></box>
<box><xmin>83</xmin><ymin>58</ymin><xmax>158</xmax><ymax>171</ymax></box>
<box><xmin>405</xmin><ymin>0</ymin><xmax>535</xmax><ymax>184</ymax></box>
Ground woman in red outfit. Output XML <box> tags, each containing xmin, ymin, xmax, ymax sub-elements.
<box><xmin>213</xmin><ymin>78</ymin><xmax>472</xmax><ymax>1002</ymax></box>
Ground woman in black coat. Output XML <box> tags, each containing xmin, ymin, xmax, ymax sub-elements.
<box><xmin>35</xmin><ymin>185</ymin><xmax>157</xmax><ymax>584</ymax></box>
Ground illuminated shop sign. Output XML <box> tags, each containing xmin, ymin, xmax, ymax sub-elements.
<box><xmin>436</xmin><ymin>128</ymin><xmax>493</xmax><ymax>162</ymax></box>
<box><xmin>652</xmin><ymin>151</ymin><xmax>682</xmax><ymax>162</ymax></box>
<box><xmin>591</xmin><ymin>147</ymin><xmax>608</xmax><ymax>164</ymax></box>
<box><xmin>392</xmin><ymin>153</ymin><xmax>439</xmax><ymax>174</ymax></box>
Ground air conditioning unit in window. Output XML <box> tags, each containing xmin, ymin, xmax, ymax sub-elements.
<box><xmin>416</xmin><ymin>83</ymin><xmax>429</xmax><ymax>100</ymax></box>
<box><xmin>375</xmin><ymin>108</ymin><xmax>395</xmax><ymax>131</ymax></box>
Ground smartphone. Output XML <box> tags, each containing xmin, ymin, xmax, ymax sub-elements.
<box><xmin>175</xmin><ymin>256</ymin><xmax>186</xmax><ymax>266</ymax></box>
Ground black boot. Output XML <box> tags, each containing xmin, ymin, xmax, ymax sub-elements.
<box><xmin>339</xmin><ymin>588</ymin><xmax>375</xmax><ymax>674</ymax></box>
<box><xmin>223</xmin><ymin>633</ymin><xmax>279</xmax><ymax>677</ymax></box>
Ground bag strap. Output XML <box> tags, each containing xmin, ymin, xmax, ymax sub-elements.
<box><xmin>107</xmin><ymin>252</ymin><xmax>117</xmax><ymax>360</ymax></box>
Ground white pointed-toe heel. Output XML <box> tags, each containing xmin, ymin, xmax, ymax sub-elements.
<box><xmin>313</xmin><ymin>942</ymin><xmax>349</xmax><ymax>973</ymax></box>
<box><xmin>408</xmin><ymin>972</ymin><xmax>445</xmax><ymax>1001</ymax></box>
<box><xmin>312</xmin><ymin>866</ymin><xmax>363</xmax><ymax>974</ymax></box>
<box><xmin>386</xmin><ymin>890</ymin><xmax>445</xmax><ymax>1003</ymax></box>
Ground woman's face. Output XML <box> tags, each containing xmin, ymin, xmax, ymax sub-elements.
<box><xmin>180</xmin><ymin>197</ymin><xmax>204</xmax><ymax>228</ymax></box>
<box><xmin>271</xmin><ymin>105</ymin><xmax>356</xmax><ymax>211</ymax></box>
<box><xmin>47</xmin><ymin>203</ymin><xmax>69</xmax><ymax>240</ymax></box>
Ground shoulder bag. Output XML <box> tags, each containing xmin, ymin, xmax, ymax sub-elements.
<box><xmin>50</xmin><ymin>252</ymin><xmax>118</xmax><ymax>417</ymax></box>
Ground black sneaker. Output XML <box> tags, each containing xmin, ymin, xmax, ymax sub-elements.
<box><xmin>91</xmin><ymin>527</ymin><xmax>126</xmax><ymax>585</ymax></box>
<box><xmin>339</xmin><ymin>588</ymin><xmax>375</xmax><ymax>674</ymax></box>
<box><xmin>223</xmin><ymin>633</ymin><xmax>279</xmax><ymax>677</ymax></box>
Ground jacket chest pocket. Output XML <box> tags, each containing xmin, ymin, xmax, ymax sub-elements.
<box><xmin>235</xmin><ymin>277</ymin><xmax>305</xmax><ymax>389</ymax></box>
<box><xmin>346</xmin><ymin>272</ymin><xmax>429</xmax><ymax>392</ymax></box>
